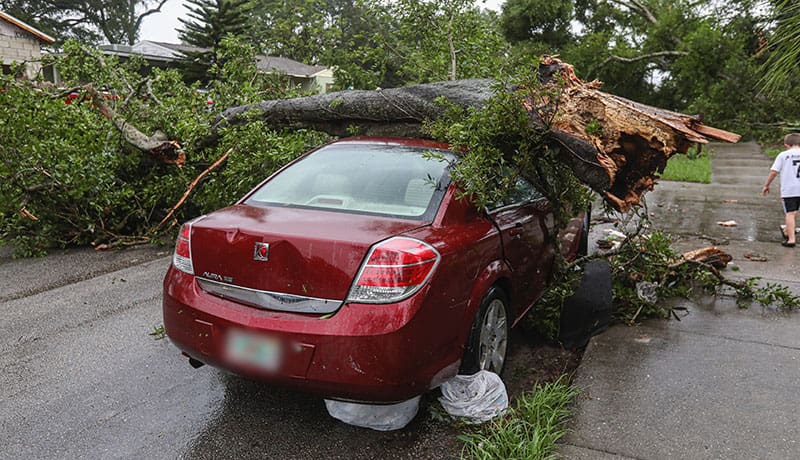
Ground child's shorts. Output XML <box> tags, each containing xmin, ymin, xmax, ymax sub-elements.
<box><xmin>783</xmin><ymin>197</ymin><xmax>800</xmax><ymax>213</ymax></box>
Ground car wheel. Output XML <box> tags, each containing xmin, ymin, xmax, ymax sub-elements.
<box><xmin>578</xmin><ymin>206</ymin><xmax>591</xmax><ymax>257</ymax></box>
<box><xmin>460</xmin><ymin>287</ymin><xmax>510</xmax><ymax>375</ymax></box>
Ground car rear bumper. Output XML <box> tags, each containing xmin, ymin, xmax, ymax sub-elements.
<box><xmin>162</xmin><ymin>266</ymin><xmax>462</xmax><ymax>402</ymax></box>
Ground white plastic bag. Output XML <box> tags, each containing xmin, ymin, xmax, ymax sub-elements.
<box><xmin>324</xmin><ymin>395</ymin><xmax>421</xmax><ymax>431</ymax></box>
<box><xmin>438</xmin><ymin>370</ymin><xmax>508</xmax><ymax>424</ymax></box>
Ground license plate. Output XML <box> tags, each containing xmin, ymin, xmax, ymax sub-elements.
<box><xmin>225</xmin><ymin>329</ymin><xmax>282</xmax><ymax>372</ymax></box>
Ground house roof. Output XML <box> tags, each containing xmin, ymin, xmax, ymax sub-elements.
<box><xmin>0</xmin><ymin>11</ymin><xmax>56</xmax><ymax>44</ymax></box>
<box><xmin>256</xmin><ymin>55</ymin><xmax>328</xmax><ymax>78</ymax></box>
<box><xmin>100</xmin><ymin>40</ymin><xmax>329</xmax><ymax>78</ymax></box>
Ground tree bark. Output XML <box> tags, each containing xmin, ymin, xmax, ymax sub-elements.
<box><xmin>203</xmin><ymin>57</ymin><xmax>739</xmax><ymax>212</ymax></box>
<box><xmin>83</xmin><ymin>84</ymin><xmax>186</xmax><ymax>165</ymax></box>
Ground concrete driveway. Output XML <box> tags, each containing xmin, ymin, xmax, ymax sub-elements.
<box><xmin>561</xmin><ymin>142</ymin><xmax>800</xmax><ymax>459</ymax></box>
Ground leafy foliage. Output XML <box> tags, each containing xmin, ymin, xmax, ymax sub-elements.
<box><xmin>0</xmin><ymin>38</ymin><xmax>323</xmax><ymax>256</ymax></box>
<box><xmin>425</xmin><ymin>69</ymin><xmax>592</xmax><ymax>228</ymax></box>
<box><xmin>761</xmin><ymin>0</ymin><xmax>800</xmax><ymax>95</ymax></box>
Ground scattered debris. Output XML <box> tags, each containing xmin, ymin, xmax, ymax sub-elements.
<box><xmin>699</xmin><ymin>235</ymin><xmax>730</xmax><ymax>245</ymax></box>
<box><xmin>598</xmin><ymin>229</ymin><xmax>628</xmax><ymax>251</ymax></box>
<box><xmin>636</xmin><ymin>281</ymin><xmax>659</xmax><ymax>304</ymax></box>
<box><xmin>593</xmin><ymin>215</ymin><xmax>620</xmax><ymax>224</ymax></box>
<box><xmin>743</xmin><ymin>253</ymin><xmax>769</xmax><ymax>262</ymax></box>
<box><xmin>597</xmin><ymin>239</ymin><xmax>615</xmax><ymax>250</ymax></box>
<box><xmin>604</xmin><ymin>229</ymin><xmax>628</xmax><ymax>241</ymax></box>
<box><xmin>148</xmin><ymin>324</ymin><xmax>166</xmax><ymax>340</ymax></box>
<box><xmin>19</xmin><ymin>207</ymin><xmax>38</xmax><ymax>221</ymax></box>
<box><xmin>716</xmin><ymin>220</ymin><xmax>738</xmax><ymax>227</ymax></box>
<box><xmin>682</xmin><ymin>247</ymin><xmax>733</xmax><ymax>269</ymax></box>
<box><xmin>722</xmin><ymin>199</ymin><xmax>738</xmax><ymax>204</ymax></box>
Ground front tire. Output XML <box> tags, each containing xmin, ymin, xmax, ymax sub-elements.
<box><xmin>460</xmin><ymin>287</ymin><xmax>510</xmax><ymax>375</ymax></box>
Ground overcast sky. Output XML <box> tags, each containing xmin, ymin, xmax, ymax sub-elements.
<box><xmin>139</xmin><ymin>0</ymin><xmax>504</xmax><ymax>44</ymax></box>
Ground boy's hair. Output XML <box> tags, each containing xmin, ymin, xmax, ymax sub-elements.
<box><xmin>785</xmin><ymin>133</ymin><xmax>800</xmax><ymax>147</ymax></box>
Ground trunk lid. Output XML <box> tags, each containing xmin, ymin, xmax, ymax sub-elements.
<box><xmin>190</xmin><ymin>204</ymin><xmax>428</xmax><ymax>302</ymax></box>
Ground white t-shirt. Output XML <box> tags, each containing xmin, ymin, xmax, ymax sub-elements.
<box><xmin>771</xmin><ymin>147</ymin><xmax>800</xmax><ymax>198</ymax></box>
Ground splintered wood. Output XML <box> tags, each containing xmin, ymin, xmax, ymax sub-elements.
<box><xmin>537</xmin><ymin>56</ymin><xmax>740</xmax><ymax>211</ymax></box>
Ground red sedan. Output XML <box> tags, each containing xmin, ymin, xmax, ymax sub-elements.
<box><xmin>163</xmin><ymin>137</ymin><xmax>587</xmax><ymax>403</ymax></box>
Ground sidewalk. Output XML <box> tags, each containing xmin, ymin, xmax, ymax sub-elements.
<box><xmin>561</xmin><ymin>142</ymin><xmax>800</xmax><ymax>459</ymax></box>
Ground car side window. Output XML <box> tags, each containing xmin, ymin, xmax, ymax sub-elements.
<box><xmin>503</xmin><ymin>177</ymin><xmax>543</xmax><ymax>206</ymax></box>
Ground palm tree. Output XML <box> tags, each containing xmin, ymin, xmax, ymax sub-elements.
<box><xmin>761</xmin><ymin>0</ymin><xmax>800</xmax><ymax>93</ymax></box>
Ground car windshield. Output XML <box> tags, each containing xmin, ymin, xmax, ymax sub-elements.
<box><xmin>245</xmin><ymin>143</ymin><xmax>454</xmax><ymax>220</ymax></box>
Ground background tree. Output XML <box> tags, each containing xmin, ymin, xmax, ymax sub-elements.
<box><xmin>177</xmin><ymin>0</ymin><xmax>250</xmax><ymax>82</ymax></box>
<box><xmin>247</xmin><ymin>0</ymin><xmax>338</xmax><ymax>65</ymax></box>
<box><xmin>0</xmin><ymin>0</ymin><xmax>169</xmax><ymax>45</ymax></box>
<box><xmin>337</xmin><ymin>0</ymin><xmax>507</xmax><ymax>88</ymax></box>
<box><xmin>498</xmin><ymin>0</ymin><xmax>797</xmax><ymax>138</ymax></box>
<box><xmin>760</xmin><ymin>0</ymin><xmax>800</xmax><ymax>94</ymax></box>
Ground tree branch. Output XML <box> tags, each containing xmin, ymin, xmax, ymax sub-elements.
<box><xmin>134</xmin><ymin>0</ymin><xmax>170</xmax><ymax>33</ymax></box>
<box><xmin>82</xmin><ymin>84</ymin><xmax>184</xmax><ymax>165</ymax></box>
<box><xmin>595</xmin><ymin>50</ymin><xmax>689</xmax><ymax>71</ymax></box>
<box><xmin>605</xmin><ymin>0</ymin><xmax>658</xmax><ymax>25</ymax></box>
<box><xmin>627</xmin><ymin>0</ymin><xmax>659</xmax><ymax>25</ymax></box>
<box><xmin>155</xmin><ymin>147</ymin><xmax>233</xmax><ymax>231</ymax></box>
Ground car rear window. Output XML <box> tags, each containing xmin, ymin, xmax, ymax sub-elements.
<box><xmin>245</xmin><ymin>143</ymin><xmax>454</xmax><ymax>220</ymax></box>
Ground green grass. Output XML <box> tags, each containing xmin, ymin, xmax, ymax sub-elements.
<box><xmin>763</xmin><ymin>145</ymin><xmax>782</xmax><ymax>159</ymax></box>
<box><xmin>660</xmin><ymin>150</ymin><xmax>711</xmax><ymax>183</ymax></box>
<box><xmin>458</xmin><ymin>377</ymin><xmax>579</xmax><ymax>460</ymax></box>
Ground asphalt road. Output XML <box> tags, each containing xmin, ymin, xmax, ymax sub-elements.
<box><xmin>0</xmin><ymin>246</ymin><xmax>462</xmax><ymax>459</ymax></box>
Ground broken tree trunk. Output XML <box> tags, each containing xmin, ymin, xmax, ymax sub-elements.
<box><xmin>536</xmin><ymin>56</ymin><xmax>739</xmax><ymax>210</ymax></box>
<box><xmin>99</xmin><ymin>57</ymin><xmax>736</xmax><ymax>211</ymax></box>
<box><xmin>83</xmin><ymin>84</ymin><xmax>186</xmax><ymax>166</ymax></box>
<box><xmin>205</xmin><ymin>57</ymin><xmax>738</xmax><ymax>212</ymax></box>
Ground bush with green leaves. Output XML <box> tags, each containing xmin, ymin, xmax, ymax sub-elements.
<box><xmin>0</xmin><ymin>37</ymin><xmax>325</xmax><ymax>256</ymax></box>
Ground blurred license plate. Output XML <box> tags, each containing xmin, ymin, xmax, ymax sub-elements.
<box><xmin>225</xmin><ymin>329</ymin><xmax>282</xmax><ymax>371</ymax></box>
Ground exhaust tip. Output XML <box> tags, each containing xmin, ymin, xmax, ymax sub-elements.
<box><xmin>188</xmin><ymin>357</ymin><xmax>206</xmax><ymax>369</ymax></box>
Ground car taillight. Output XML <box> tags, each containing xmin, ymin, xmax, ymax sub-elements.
<box><xmin>173</xmin><ymin>223</ymin><xmax>194</xmax><ymax>275</ymax></box>
<box><xmin>347</xmin><ymin>237</ymin><xmax>440</xmax><ymax>304</ymax></box>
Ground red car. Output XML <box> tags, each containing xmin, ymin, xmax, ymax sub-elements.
<box><xmin>163</xmin><ymin>137</ymin><xmax>587</xmax><ymax>403</ymax></box>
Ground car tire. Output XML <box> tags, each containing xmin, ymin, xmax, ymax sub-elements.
<box><xmin>460</xmin><ymin>287</ymin><xmax>510</xmax><ymax>375</ymax></box>
<box><xmin>577</xmin><ymin>205</ymin><xmax>591</xmax><ymax>257</ymax></box>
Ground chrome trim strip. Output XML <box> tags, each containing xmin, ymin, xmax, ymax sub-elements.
<box><xmin>197</xmin><ymin>278</ymin><xmax>343</xmax><ymax>314</ymax></box>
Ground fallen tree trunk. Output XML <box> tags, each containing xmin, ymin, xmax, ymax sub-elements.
<box><xmin>205</xmin><ymin>57</ymin><xmax>738</xmax><ymax>211</ymax></box>
<box><xmin>109</xmin><ymin>57</ymin><xmax>738</xmax><ymax>211</ymax></box>
<box><xmin>537</xmin><ymin>57</ymin><xmax>739</xmax><ymax>210</ymax></box>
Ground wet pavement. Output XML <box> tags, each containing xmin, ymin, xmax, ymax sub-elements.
<box><xmin>561</xmin><ymin>142</ymin><xmax>800</xmax><ymax>459</ymax></box>
<box><xmin>0</xmin><ymin>245</ymin><xmax>466</xmax><ymax>459</ymax></box>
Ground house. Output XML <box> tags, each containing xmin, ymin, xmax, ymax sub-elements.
<box><xmin>99</xmin><ymin>40</ymin><xmax>334</xmax><ymax>94</ymax></box>
<box><xmin>0</xmin><ymin>11</ymin><xmax>55</xmax><ymax>79</ymax></box>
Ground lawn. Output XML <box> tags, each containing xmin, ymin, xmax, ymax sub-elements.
<box><xmin>659</xmin><ymin>147</ymin><xmax>711</xmax><ymax>183</ymax></box>
<box><xmin>763</xmin><ymin>144</ymin><xmax>782</xmax><ymax>159</ymax></box>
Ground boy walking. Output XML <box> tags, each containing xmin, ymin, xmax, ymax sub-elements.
<box><xmin>762</xmin><ymin>133</ymin><xmax>800</xmax><ymax>247</ymax></box>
